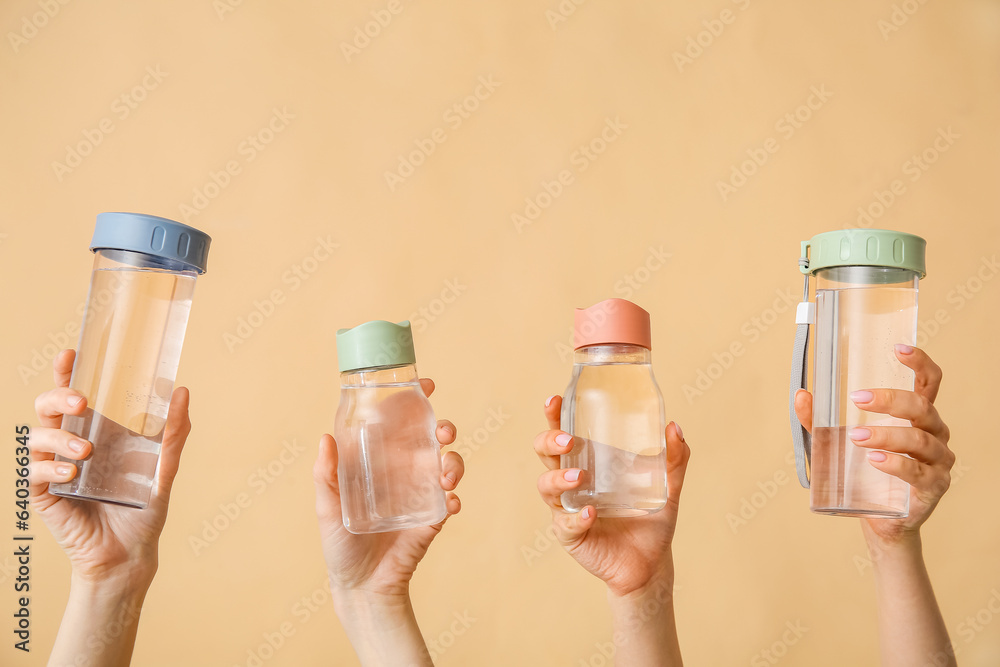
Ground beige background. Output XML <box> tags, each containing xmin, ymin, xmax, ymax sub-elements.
<box><xmin>2</xmin><ymin>1</ymin><xmax>999</xmax><ymax>665</ymax></box>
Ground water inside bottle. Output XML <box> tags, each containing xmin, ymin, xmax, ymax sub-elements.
<box><xmin>50</xmin><ymin>265</ymin><xmax>195</xmax><ymax>508</ymax></box>
<box><xmin>811</xmin><ymin>284</ymin><xmax>916</xmax><ymax>518</ymax></box>
<box><xmin>50</xmin><ymin>408</ymin><xmax>162</xmax><ymax>508</ymax></box>
<box><xmin>561</xmin><ymin>361</ymin><xmax>667</xmax><ymax>517</ymax></box>
<box><xmin>336</xmin><ymin>380</ymin><xmax>447</xmax><ymax>533</ymax></box>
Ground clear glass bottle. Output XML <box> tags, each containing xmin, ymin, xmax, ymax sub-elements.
<box><xmin>50</xmin><ymin>213</ymin><xmax>210</xmax><ymax>509</ymax></box>
<box><xmin>560</xmin><ymin>299</ymin><xmax>667</xmax><ymax>517</ymax></box>
<box><xmin>794</xmin><ymin>229</ymin><xmax>924</xmax><ymax>518</ymax></box>
<box><xmin>334</xmin><ymin>320</ymin><xmax>447</xmax><ymax>534</ymax></box>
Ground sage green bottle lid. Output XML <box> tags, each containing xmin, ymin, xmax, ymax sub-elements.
<box><xmin>336</xmin><ymin>320</ymin><xmax>416</xmax><ymax>373</ymax></box>
<box><xmin>799</xmin><ymin>229</ymin><xmax>926</xmax><ymax>278</ymax></box>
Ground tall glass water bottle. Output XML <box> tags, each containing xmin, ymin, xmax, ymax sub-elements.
<box><xmin>790</xmin><ymin>229</ymin><xmax>925</xmax><ymax>518</ymax></box>
<box><xmin>51</xmin><ymin>213</ymin><xmax>211</xmax><ymax>509</ymax></box>
<box><xmin>334</xmin><ymin>320</ymin><xmax>447</xmax><ymax>534</ymax></box>
<box><xmin>560</xmin><ymin>298</ymin><xmax>668</xmax><ymax>517</ymax></box>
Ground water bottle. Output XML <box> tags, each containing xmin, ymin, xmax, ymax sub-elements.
<box><xmin>560</xmin><ymin>298</ymin><xmax>667</xmax><ymax>517</ymax></box>
<box><xmin>51</xmin><ymin>212</ymin><xmax>211</xmax><ymax>509</ymax></box>
<box><xmin>334</xmin><ymin>320</ymin><xmax>447</xmax><ymax>533</ymax></box>
<box><xmin>790</xmin><ymin>229</ymin><xmax>925</xmax><ymax>518</ymax></box>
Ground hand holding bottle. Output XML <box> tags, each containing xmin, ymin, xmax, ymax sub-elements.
<box><xmin>31</xmin><ymin>349</ymin><xmax>192</xmax><ymax>666</ymax></box>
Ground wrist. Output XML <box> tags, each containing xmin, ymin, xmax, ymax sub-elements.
<box><xmin>863</xmin><ymin>526</ymin><xmax>923</xmax><ymax>565</ymax></box>
<box><xmin>69</xmin><ymin>566</ymin><xmax>155</xmax><ymax>602</ymax></box>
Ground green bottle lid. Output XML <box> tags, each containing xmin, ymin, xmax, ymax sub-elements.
<box><xmin>799</xmin><ymin>229</ymin><xmax>926</xmax><ymax>277</ymax></box>
<box><xmin>335</xmin><ymin>320</ymin><xmax>416</xmax><ymax>373</ymax></box>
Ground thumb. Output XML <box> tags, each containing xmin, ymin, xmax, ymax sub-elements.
<box><xmin>553</xmin><ymin>505</ymin><xmax>597</xmax><ymax>551</ymax></box>
<box><xmin>156</xmin><ymin>387</ymin><xmax>192</xmax><ymax>500</ymax></box>
<box><xmin>313</xmin><ymin>434</ymin><xmax>342</xmax><ymax>521</ymax></box>
<box><xmin>794</xmin><ymin>389</ymin><xmax>813</xmax><ymax>435</ymax></box>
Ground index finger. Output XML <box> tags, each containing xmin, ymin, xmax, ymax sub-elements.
<box><xmin>894</xmin><ymin>345</ymin><xmax>943</xmax><ymax>404</ymax></box>
<box><xmin>53</xmin><ymin>349</ymin><xmax>75</xmax><ymax>388</ymax></box>
<box><xmin>544</xmin><ymin>395</ymin><xmax>562</xmax><ymax>431</ymax></box>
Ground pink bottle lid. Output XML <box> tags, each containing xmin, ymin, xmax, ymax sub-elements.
<box><xmin>573</xmin><ymin>298</ymin><xmax>652</xmax><ymax>350</ymax></box>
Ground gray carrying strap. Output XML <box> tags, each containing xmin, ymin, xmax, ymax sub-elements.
<box><xmin>790</xmin><ymin>273</ymin><xmax>814</xmax><ymax>489</ymax></box>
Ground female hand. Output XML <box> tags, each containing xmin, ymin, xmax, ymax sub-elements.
<box><xmin>795</xmin><ymin>344</ymin><xmax>955</xmax><ymax>546</ymax></box>
<box><xmin>534</xmin><ymin>395</ymin><xmax>690</xmax><ymax>597</ymax></box>
<box><xmin>31</xmin><ymin>349</ymin><xmax>191</xmax><ymax>585</ymax></box>
<box><xmin>313</xmin><ymin>377</ymin><xmax>465</xmax><ymax>598</ymax></box>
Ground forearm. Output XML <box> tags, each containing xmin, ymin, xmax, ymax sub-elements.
<box><xmin>607</xmin><ymin>568</ymin><xmax>682</xmax><ymax>667</ymax></box>
<box><xmin>332</xmin><ymin>588</ymin><xmax>432</xmax><ymax>667</ymax></box>
<box><xmin>48</xmin><ymin>572</ymin><xmax>152</xmax><ymax>667</ymax></box>
<box><xmin>869</xmin><ymin>532</ymin><xmax>955</xmax><ymax>667</ymax></box>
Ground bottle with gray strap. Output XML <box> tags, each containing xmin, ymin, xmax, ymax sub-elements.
<box><xmin>51</xmin><ymin>213</ymin><xmax>211</xmax><ymax>509</ymax></box>
<box><xmin>790</xmin><ymin>229</ymin><xmax>926</xmax><ymax>518</ymax></box>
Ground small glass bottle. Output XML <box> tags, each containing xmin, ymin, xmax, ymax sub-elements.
<box><xmin>560</xmin><ymin>298</ymin><xmax>667</xmax><ymax>517</ymax></box>
<box><xmin>334</xmin><ymin>320</ymin><xmax>447</xmax><ymax>534</ymax></box>
<box><xmin>51</xmin><ymin>213</ymin><xmax>210</xmax><ymax>509</ymax></box>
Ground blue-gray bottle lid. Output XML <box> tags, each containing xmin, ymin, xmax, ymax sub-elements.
<box><xmin>90</xmin><ymin>212</ymin><xmax>211</xmax><ymax>274</ymax></box>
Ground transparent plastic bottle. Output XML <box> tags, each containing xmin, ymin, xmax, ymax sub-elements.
<box><xmin>792</xmin><ymin>229</ymin><xmax>924</xmax><ymax>518</ymax></box>
<box><xmin>334</xmin><ymin>320</ymin><xmax>447</xmax><ymax>534</ymax></box>
<box><xmin>560</xmin><ymin>299</ymin><xmax>667</xmax><ymax>517</ymax></box>
<box><xmin>50</xmin><ymin>213</ymin><xmax>211</xmax><ymax>509</ymax></box>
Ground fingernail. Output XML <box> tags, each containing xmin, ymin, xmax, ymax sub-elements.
<box><xmin>674</xmin><ymin>422</ymin><xmax>684</xmax><ymax>441</ymax></box>
<box><xmin>564</xmin><ymin>469</ymin><xmax>581</xmax><ymax>482</ymax></box>
<box><xmin>849</xmin><ymin>427</ymin><xmax>871</xmax><ymax>442</ymax></box>
<box><xmin>581</xmin><ymin>507</ymin><xmax>592</xmax><ymax>520</ymax></box>
<box><xmin>67</xmin><ymin>395</ymin><xmax>82</xmax><ymax>407</ymax></box>
<box><xmin>545</xmin><ymin>395</ymin><xmax>557</xmax><ymax>408</ymax></box>
<box><xmin>55</xmin><ymin>464</ymin><xmax>74</xmax><ymax>476</ymax></box>
<box><xmin>68</xmin><ymin>439</ymin><xmax>87</xmax><ymax>454</ymax></box>
<box><xmin>868</xmin><ymin>451</ymin><xmax>887</xmax><ymax>463</ymax></box>
<box><xmin>555</xmin><ymin>433</ymin><xmax>573</xmax><ymax>448</ymax></box>
<box><xmin>895</xmin><ymin>343</ymin><xmax>914</xmax><ymax>355</ymax></box>
<box><xmin>850</xmin><ymin>390</ymin><xmax>874</xmax><ymax>404</ymax></box>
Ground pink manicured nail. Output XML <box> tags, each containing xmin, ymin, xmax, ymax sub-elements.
<box><xmin>894</xmin><ymin>343</ymin><xmax>914</xmax><ymax>355</ymax></box>
<box><xmin>581</xmin><ymin>507</ymin><xmax>592</xmax><ymax>520</ymax></box>
<box><xmin>555</xmin><ymin>433</ymin><xmax>572</xmax><ymax>448</ymax></box>
<box><xmin>867</xmin><ymin>451</ymin><xmax>887</xmax><ymax>463</ymax></box>
<box><xmin>68</xmin><ymin>439</ymin><xmax>87</xmax><ymax>453</ymax></box>
<box><xmin>849</xmin><ymin>428</ymin><xmax>871</xmax><ymax>442</ymax></box>
<box><xmin>674</xmin><ymin>422</ymin><xmax>684</xmax><ymax>441</ymax></box>
<box><xmin>564</xmin><ymin>469</ymin><xmax>581</xmax><ymax>482</ymax></box>
<box><xmin>850</xmin><ymin>390</ymin><xmax>874</xmax><ymax>404</ymax></box>
<box><xmin>545</xmin><ymin>395</ymin><xmax>557</xmax><ymax>408</ymax></box>
<box><xmin>55</xmin><ymin>464</ymin><xmax>73</xmax><ymax>476</ymax></box>
<box><xmin>67</xmin><ymin>395</ymin><xmax>82</xmax><ymax>407</ymax></box>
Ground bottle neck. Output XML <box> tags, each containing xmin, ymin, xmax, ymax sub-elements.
<box><xmin>340</xmin><ymin>363</ymin><xmax>419</xmax><ymax>387</ymax></box>
<box><xmin>573</xmin><ymin>344</ymin><xmax>651</xmax><ymax>365</ymax></box>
